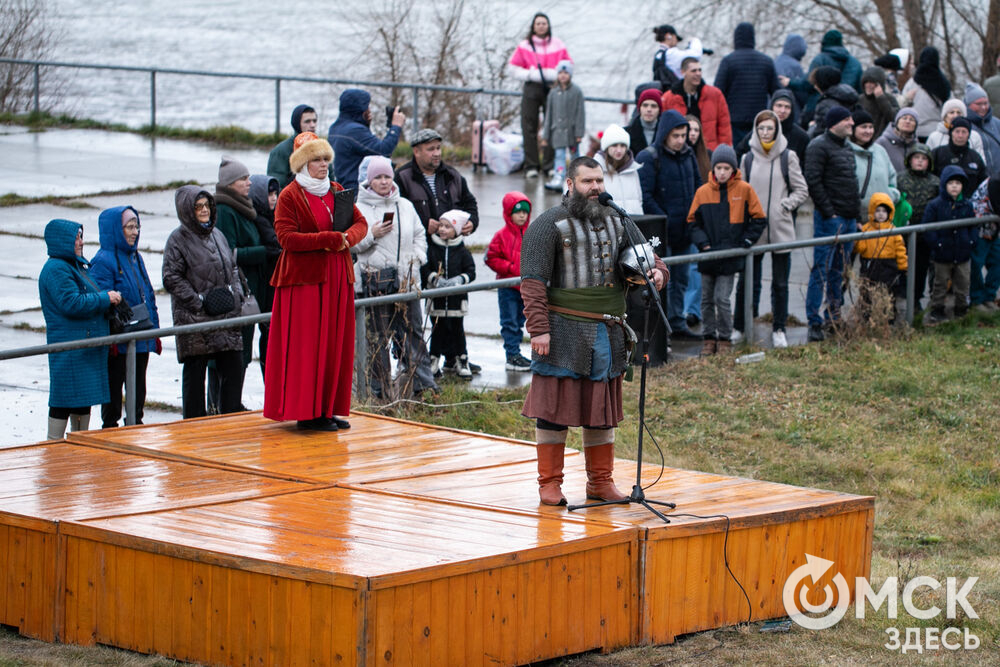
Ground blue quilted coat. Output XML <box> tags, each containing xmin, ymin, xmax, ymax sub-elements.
<box><xmin>38</xmin><ymin>219</ymin><xmax>111</xmax><ymax>407</ymax></box>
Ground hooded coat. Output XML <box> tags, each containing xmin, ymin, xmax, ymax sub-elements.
<box><xmin>858</xmin><ymin>67</ymin><xmax>900</xmax><ymax>138</ymax></box>
<box><xmin>593</xmin><ymin>149</ymin><xmax>643</xmax><ymax>214</ymax></box>
<box><xmin>775</xmin><ymin>34</ymin><xmax>807</xmax><ymax>81</ymax></box>
<box><xmin>713</xmin><ymin>23</ymin><xmax>780</xmax><ymax>127</ymax></box>
<box><xmin>353</xmin><ymin>180</ymin><xmax>427</xmax><ymax>292</ymax></box>
<box><xmin>849</xmin><ymin>137</ymin><xmax>899</xmax><ymax>220</ymax></box>
<box><xmin>638</xmin><ymin>110</ymin><xmax>703</xmax><ymax>244</ymax></box>
<box><xmin>804</xmin><ymin>128</ymin><xmax>861</xmax><ymax>220</ymax></box>
<box><xmin>740</xmin><ymin>111</ymin><xmax>809</xmax><ymax>247</ymax></box>
<box><xmin>248</xmin><ymin>175</ymin><xmax>281</xmax><ymax>312</ymax></box>
<box><xmin>39</xmin><ymin>219</ymin><xmax>112</xmax><ymax>408</ymax></box>
<box><xmin>216</xmin><ymin>186</ymin><xmax>268</xmax><ymax>307</ymax></box>
<box><xmin>810</xmin><ymin>84</ymin><xmax>860</xmax><ymax>136</ymax></box>
<box><xmin>735</xmin><ymin>89</ymin><xmax>810</xmax><ymax>165</ymax></box>
<box><xmin>807</xmin><ymin>33</ymin><xmax>863</xmax><ymax>92</ymax></box>
<box><xmin>662</xmin><ymin>79</ymin><xmax>732</xmax><ymax>149</ymax></box>
<box><xmin>485</xmin><ymin>192</ymin><xmax>531</xmax><ymax>287</ymax></box>
<box><xmin>267</xmin><ymin>104</ymin><xmax>324</xmax><ymax>189</ymax></box>
<box><xmin>686</xmin><ymin>168</ymin><xmax>767</xmax><ymax>275</ymax></box>
<box><xmin>897</xmin><ymin>144</ymin><xmax>939</xmax><ymax>225</ymax></box>
<box><xmin>855</xmin><ymin>193</ymin><xmax>908</xmax><ymax>284</ymax></box>
<box><xmin>924</xmin><ymin>166</ymin><xmax>976</xmax><ymax>263</ymax></box>
<box><xmin>328</xmin><ymin>89</ymin><xmax>403</xmax><ymax>193</ymax></box>
<box><xmin>90</xmin><ymin>206</ymin><xmax>160</xmax><ymax>355</ymax></box>
<box><xmin>162</xmin><ymin>186</ymin><xmax>244</xmax><ymax>362</ymax></box>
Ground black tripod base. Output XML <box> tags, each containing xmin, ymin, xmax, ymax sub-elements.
<box><xmin>567</xmin><ymin>484</ymin><xmax>676</xmax><ymax>523</ymax></box>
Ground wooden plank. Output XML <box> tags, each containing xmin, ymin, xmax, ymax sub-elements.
<box><xmin>446</xmin><ymin>575</ymin><xmax>467</xmax><ymax>667</ymax></box>
<box><xmin>286</xmin><ymin>578</ymin><xmax>311</xmax><ymax>666</ymax></box>
<box><xmin>373</xmin><ymin>587</ymin><xmax>395</xmax><ymax>666</ymax></box>
<box><xmin>188</xmin><ymin>560</ymin><xmax>212</xmax><ymax>662</ymax></box>
<box><xmin>113</xmin><ymin>544</ymin><xmax>134</xmax><ymax>649</ymax></box>
<box><xmin>246</xmin><ymin>568</ymin><xmax>270</xmax><ymax>666</ymax></box>
<box><xmin>131</xmin><ymin>549</ymin><xmax>155</xmax><ymax>654</ymax></box>
<box><xmin>465</xmin><ymin>571</ymin><xmax>485</xmax><ymax>667</ymax></box>
<box><xmin>63</xmin><ymin>534</ymin><xmax>80</xmax><ymax>644</ymax></box>
<box><xmin>22</xmin><ymin>528</ymin><xmax>44</xmax><ymax>639</ymax></box>
<box><xmin>428</xmin><ymin>578</ymin><xmax>449</xmax><ymax>667</ymax></box>
<box><xmin>4</xmin><ymin>527</ymin><xmax>27</xmax><ymax>632</ymax></box>
<box><xmin>150</xmin><ymin>552</ymin><xmax>173</xmax><ymax>656</ymax></box>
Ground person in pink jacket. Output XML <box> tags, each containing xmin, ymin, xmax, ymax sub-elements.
<box><xmin>508</xmin><ymin>12</ymin><xmax>572</xmax><ymax>179</ymax></box>
<box><xmin>485</xmin><ymin>191</ymin><xmax>532</xmax><ymax>371</ymax></box>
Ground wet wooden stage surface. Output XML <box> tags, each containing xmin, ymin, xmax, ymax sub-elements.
<box><xmin>1</xmin><ymin>411</ymin><xmax>874</xmax><ymax>665</ymax></box>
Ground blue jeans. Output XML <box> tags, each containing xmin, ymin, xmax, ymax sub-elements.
<box><xmin>970</xmin><ymin>236</ymin><xmax>1000</xmax><ymax>305</ymax></box>
<box><xmin>553</xmin><ymin>146</ymin><xmax>578</xmax><ymax>175</ymax></box>
<box><xmin>666</xmin><ymin>239</ymin><xmax>692</xmax><ymax>330</ymax></box>
<box><xmin>497</xmin><ymin>287</ymin><xmax>526</xmax><ymax>358</ymax></box>
<box><xmin>683</xmin><ymin>243</ymin><xmax>702</xmax><ymax>319</ymax></box>
<box><xmin>806</xmin><ymin>213</ymin><xmax>856</xmax><ymax>326</ymax></box>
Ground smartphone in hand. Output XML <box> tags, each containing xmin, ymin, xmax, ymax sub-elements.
<box><xmin>382</xmin><ymin>211</ymin><xmax>394</xmax><ymax>228</ymax></box>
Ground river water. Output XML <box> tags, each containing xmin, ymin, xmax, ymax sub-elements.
<box><xmin>43</xmin><ymin>0</ymin><xmax>746</xmax><ymax>135</ymax></box>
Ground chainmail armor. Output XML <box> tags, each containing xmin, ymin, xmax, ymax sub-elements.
<box><xmin>521</xmin><ymin>204</ymin><xmax>629</xmax><ymax>376</ymax></box>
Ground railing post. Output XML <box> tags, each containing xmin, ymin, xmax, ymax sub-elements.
<box><xmin>149</xmin><ymin>70</ymin><xmax>156</xmax><ymax>130</ymax></box>
<box><xmin>354</xmin><ymin>305</ymin><xmax>368</xmax><ymax>399</ymax></box>
<box><xmin>743</xmin><ymin>252</ymin><xmax>754</xmax><ymax>345</ymax></box>
<box><xmin>274</xmin><ymin>78</ymin><xmax>281</xmax><ymax>134</ymax></box>
<box><xmin>33</xmin><ymin>64</ymin><xmax>40</xmax><ymax>113</ymax></box>
<box><xmin>411</xmin><ymin>86</ymin><xmax>419</xmax><ymax>134</ymax></box>
<box><xmin>125</xmin><ymin>340</ymin><xmax>136</xmax><ymax>426</ymax></box>
<box><xmin>906</xmin><ymin>229</ymin><xmax>917</xmax><ymax>325</ymax></box>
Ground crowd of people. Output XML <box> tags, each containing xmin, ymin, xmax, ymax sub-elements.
<box><xmin>37</xmin><ymin>15</ymin><xmax>1000</xmax><ymax>456</ymax></box>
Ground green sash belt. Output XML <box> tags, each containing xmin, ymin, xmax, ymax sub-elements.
<box><xmin>547</xmin><ymin>286</ymin><xmax>625</xmax><ymax>322</ymax></box>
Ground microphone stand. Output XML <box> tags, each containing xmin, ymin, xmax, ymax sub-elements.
<box><xmin>567</xmin><ymin>196</ymin><xmax>676</xmax><ymax>522</ymax></box>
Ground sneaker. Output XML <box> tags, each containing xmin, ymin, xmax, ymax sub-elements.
<box><xmin>468</xmin><ymin>360</ymin><xmax>482</xmax><ymax>374</ymax></box>
<box><xmin>730</xmin><ymin>329</ymin><xmax>745</xmax><ymax>343</ymax></box>
<box><xmin>525</xmin><ymin>168</ymin><xmax>539</xmax><ymax>179</ymax></box>
<box><xmin>505</xmin><ymin>354</ymin><xmax>531</xmax><ymax>371</ymax></box>
<box><xmin>771</xmin><ymin>330</ymin><xmax>788</xmax><ymax>349</ymax></box>
<box><xmin>430</xmin><ymin>355</ymin><xmax>443</xmax><ymax>378</ymax></box>
<box><xmin>455</xmin><ymin>355</ymin><xmax>473</xmax><ymax>379</ymax></box>
<box><xmin>924</xmin><ymin>308</ymin><xmax>946</xmax><ymax>325</ymax></box>
<box><xmin>442</xmin><ymin>356</ymin><xmax>458</xmax><ymax>374</ymax></box>
<box><xmin>544</xmin><ymin>171</ymin><xmax>564</xmax><ymax>191</ymax></box>
<box><xmin>807</xmin><ymin>324</ymin><xmax>825</xmax><ymax>342</ymax></box>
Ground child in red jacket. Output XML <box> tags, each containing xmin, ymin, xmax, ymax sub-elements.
<box><xmin>485</xmin><ymin>191</ymin><xmax>532</xmax><ymax>370</ymax></box>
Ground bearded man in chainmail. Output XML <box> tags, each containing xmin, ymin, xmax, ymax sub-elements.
<box><xmin>520</xmin><ymin>156</ymin><xmax>667</xmax><ymax>506</ymax></box>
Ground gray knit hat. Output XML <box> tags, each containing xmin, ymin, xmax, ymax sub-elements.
<box><xmin>710</xmin><ymin>143</ymin><xmax>738</xmax><ymax>170</ymax></box>
<box><xmin>218</xmin><ymin>155</ymin><xmax>250</xmax><ymax>186</ymax></box>
<box><xmin>965</xmin><ymin>82</ymin><xmax>989</xmax><ymax>107</ymax></box>
<box><xmin>410</xmin><ymin>128</ymin><xmax>443</xmax><ymax>147</ymax></box>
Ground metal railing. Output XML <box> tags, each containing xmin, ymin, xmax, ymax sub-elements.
<box><xmin>0</xmin><ymin>58</ymin><xmax>631</xmax><ymax>134</ymax></box>
<box><xmin>1</xmin><ymin>216</ymin><xmax>995</xmax><ymax>424</ymax></box>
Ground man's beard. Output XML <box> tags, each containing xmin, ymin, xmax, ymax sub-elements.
<box><xmin>566</xmin><ymin>188</ymin><xmax>606</xmax><ymax>223</ymax></box>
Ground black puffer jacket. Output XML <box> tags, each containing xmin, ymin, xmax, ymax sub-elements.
<box><xmin>162</xmin><ymin>185</ymin><xmax>244</xmax><ymax>361</ymax></box>
<box><xmin>804</xmin><ymin>130</ymin><xmax>861</xmax><ymax>219</ymax></box>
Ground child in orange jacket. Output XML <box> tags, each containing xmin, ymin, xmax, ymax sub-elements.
<box><xmin>686</xmin><ymin>144</ymin><xmax>767</xmax><ymax>354</ymax></box>
<box><xmin>853</xmin><ymin>192</ymin><xmax>908</xmax><ymax>323</ymax></box>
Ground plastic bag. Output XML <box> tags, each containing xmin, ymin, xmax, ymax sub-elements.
<box><xmin>483</xmin><ymin>127</ymin><xmax>524</xmax><ymax>175</ymax></box>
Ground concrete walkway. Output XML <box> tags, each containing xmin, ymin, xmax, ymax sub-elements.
<box><xmin>0</xmin><ymin>125</ymin><xmax>816</xmax><ymax>445</ymax></box>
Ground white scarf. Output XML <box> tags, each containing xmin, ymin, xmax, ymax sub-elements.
<box><xmin>295</xmin><ymin>168</ymin><xmax>331</xmax><ymax>197</ymax></box>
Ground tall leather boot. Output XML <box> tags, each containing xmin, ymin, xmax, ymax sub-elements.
<box><xmin>582</xmin><ymin>430</ymin><xmax>627</xmax><ymax>501</ymax></box>
<box><xmin>69</xmin><ymin>412</ymin><xmax>91</xmax><ymax>432</ymax></box>
<box><xmin>536</xmin><ymin>428</ymin><xmax>567</xmax><ymax>506</ymax></box>
<box><xmin>47</xmin><ymin>417</ymin><xmax>68</xmax><ymax>440</ymax></box>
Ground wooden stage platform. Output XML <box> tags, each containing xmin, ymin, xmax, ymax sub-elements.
<box><xmin>1</xmin><ymin>412</ymin><xmax>874</xmax><ymax>666</ymax></box>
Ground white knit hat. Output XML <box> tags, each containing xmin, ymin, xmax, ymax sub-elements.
<box><xmin>600</xmin><ymin>124</ymin><xmax>630</xmax><ymax>151</ymax></box>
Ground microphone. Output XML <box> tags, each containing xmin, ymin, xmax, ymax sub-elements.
<box><xmin>597</xmin><ymin>191</ymin><xmax>629</xmax><ymax>218</ymax></box>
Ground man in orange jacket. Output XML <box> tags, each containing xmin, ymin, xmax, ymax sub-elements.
<box><xmin>662</xmin><ymin>57</ymin><xmax>733</xmax><ymax>150</ymax></box>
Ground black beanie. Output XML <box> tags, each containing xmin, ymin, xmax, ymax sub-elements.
<box><xmin>813</xmin><ymin>66</ymin><xmax>842</xmax><ymax>91</ymax></box>
<box><xmin>851</xmin><ymin>109</ymin><xmax>874</xmax><ymax>127</ymax></box>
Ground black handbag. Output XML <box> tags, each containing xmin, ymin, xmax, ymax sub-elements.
<box><xmin>203</xmin><ymin>286</ymin><xmax>236</xmax><ymax>316</ymax></box>
<box><xmin>107</xmin><ymin>301</ymin><xmax>134</xmax><ymax>334</ymax></box>
<box><xmin>124</xmin><ymin>302</ymin><xmax>155</xmax><ymax>332</ymax></box>
<box><xmin>362</xmin><ymin>266</ymin><xmax>399</xmax><ymax>297</ymax></box>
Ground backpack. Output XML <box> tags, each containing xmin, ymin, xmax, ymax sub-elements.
<box><xmin>742</xmin><ymin>150</ymin><xmax>790</xmax><ymax>192</ymax></box>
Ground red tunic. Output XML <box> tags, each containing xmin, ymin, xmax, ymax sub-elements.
<box><xmin>263</xmin><ymin>190</ymin><xmax>358</xmax><ymax>421</ymax></box>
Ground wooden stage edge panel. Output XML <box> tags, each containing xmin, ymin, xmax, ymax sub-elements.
<box><xmin>0</xmin><ymin>413</ymin><xmax>875</xmax><ymax>666</ymax></box>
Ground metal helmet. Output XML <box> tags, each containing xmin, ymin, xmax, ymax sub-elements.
<box><xmin>618</xmin><ymin>240</ymin><xmax>657</xmax><ymax>284</ymax></box>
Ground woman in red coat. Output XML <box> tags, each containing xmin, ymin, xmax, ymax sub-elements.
<box><xmin>263</xmin><ymin>132</ymin><xmax>367</xmax><ymax>431</ymax></box>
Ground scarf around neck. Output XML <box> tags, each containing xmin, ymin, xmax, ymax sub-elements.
<box><xmin>295</xmin><ymin>169</ymin><xmax>331</xmax><ymax>197</ymax></box>
<box><xmin>214</xmin><ymin>184</ymin><xmax>257</xmax><ymax>221</ymax></box>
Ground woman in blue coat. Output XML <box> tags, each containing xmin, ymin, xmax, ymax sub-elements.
<box><xmin>39</xmin><ymin>219</ymin><xmax>122</xmax><ymax>439</ymax></box>
<box><xmin>90</xmin><ymin>206</ymin><xmax>161</xmax><ymax>428</ymax></box>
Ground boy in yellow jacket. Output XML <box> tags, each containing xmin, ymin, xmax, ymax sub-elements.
<box><xmin>853</xmin><ymin>192</ymin><xmax>908</xmax><ymax>322</ymax></box>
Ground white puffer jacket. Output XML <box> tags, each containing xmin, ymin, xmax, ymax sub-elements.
<box><xmin>353</xmin><ymin>182</ymin><xmax>427</xmax><ymax>293</ymax></box>
<box><xmin>594</xmin><ymin>150</ymin><xmax>644</xmax><ymax>215</ymax></box>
